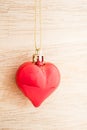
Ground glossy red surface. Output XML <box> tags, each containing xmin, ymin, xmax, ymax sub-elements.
<box><xmin>16</xmin><ymin>62</ymin><xmax>60</xmax><ymax>107</ymax></box>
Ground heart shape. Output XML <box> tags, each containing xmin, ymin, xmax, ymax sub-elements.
<box><xmin>16</xmin><ymin>62</ymin><xmax>60</xmax><ymax>107</ymax></box>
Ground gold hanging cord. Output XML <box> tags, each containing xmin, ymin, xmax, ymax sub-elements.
<box><xmin>34</xmin><ymin>0</ymin><xmax>42</xmax><ymax>54</ymax></box>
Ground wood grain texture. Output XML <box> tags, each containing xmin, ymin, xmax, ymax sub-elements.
<box><xmin>0</xmin><ymin>0</ymin><xmax>87</xmax><ymax>130</ymax></box>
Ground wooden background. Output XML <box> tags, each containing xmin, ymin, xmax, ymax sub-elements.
<box><xmin>0</xmin><ymin>0</ymin><xmax>87</xmax><ymax>129</ymax></box>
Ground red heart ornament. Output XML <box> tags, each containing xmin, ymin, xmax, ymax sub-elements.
<box><xmin>16</xmin><ymin>61</ymin><xmax>60</xmax><ymax>107</ymax></box>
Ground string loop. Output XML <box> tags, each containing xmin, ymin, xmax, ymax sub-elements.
<box><xmin>34</xmin><ymin>0</ymin><xmax>42</xmax><ymax>53</ymax></box>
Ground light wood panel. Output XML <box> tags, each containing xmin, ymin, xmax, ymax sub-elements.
<box><xmin>0</xmin><ymin>0</ymin><xmax>87</xmax><ymax>130</ymax></box>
